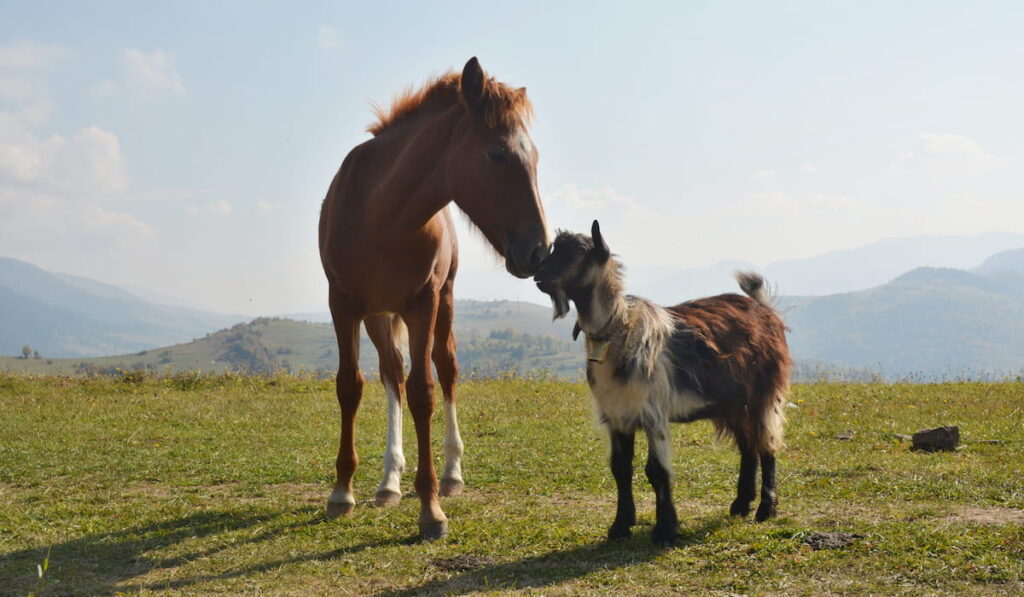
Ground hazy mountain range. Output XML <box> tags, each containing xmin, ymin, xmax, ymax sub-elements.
<box><xmin>0</xmin><ymin>257</ymin><xmax>242</xmax><ymax>358</ymax></box>
<box><xmin>2</xmin><ymin>232</ymin><xmax>1024</xmax><ymax>380</ymax></box>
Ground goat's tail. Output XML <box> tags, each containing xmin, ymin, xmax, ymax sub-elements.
<box><xmin>735</xmin><ymin>271</ymin><xmax>773</xmax><ymax>308</ymax></box>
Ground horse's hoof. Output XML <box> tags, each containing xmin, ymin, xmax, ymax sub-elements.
<box><xmin>374</xmin><ymin>489</ymin><xmax>402</xmax><ymax>507</ymax></box>
<box><xmin>439</xmin><ymin>478</ymin><xmax>465</xmax><ymax>497</ymax></box>
<box><xmin>326</xmin><ymin>500</ymin><xmax>355</xmax><ymax>519</ymax></box>
<box><xmin>419</xmin><ymin>520</ymin><xmax>449</xmax><ymax>541</ymax></box>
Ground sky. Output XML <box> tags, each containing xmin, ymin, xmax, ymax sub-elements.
<box><xmin>1</xmin><ymin>1</ymin><xmax>1023</xmax><ymax>315</ymax></box>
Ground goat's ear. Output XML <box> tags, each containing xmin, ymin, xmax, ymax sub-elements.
<box><xmin>460</xmin><ymin>57</ymin><xmax>485</xmax><ymax>112</ymax></box>
<box><xmin>572</xmin><ymin>321</ymin><xmax>581</xmax><ymax>341</ymax></box>
<box><xmin>591</xmin><ymin>220</ymin><xmax>610</xmax><ymax>262</ymax></box>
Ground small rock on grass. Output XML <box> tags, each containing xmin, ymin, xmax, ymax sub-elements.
<box><xmin>912</xmin><ymin>425</ymin><xmax>960</xmax><ymax>452</ymax></box>
<box><xmin>803</xmin><ymin>532</ymin><xmax>864</xmax><ymax>550</ymax></box>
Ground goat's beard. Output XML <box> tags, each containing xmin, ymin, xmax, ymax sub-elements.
<box><xmin>548</xmin><ymin>286</ymin><xmax>571</xmax><ymax>320</ymax></box>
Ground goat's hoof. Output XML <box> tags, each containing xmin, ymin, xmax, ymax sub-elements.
<box><xmin>439</xmin><ymin>478</ymin><xmax>465</xmax><ymax>497</ymax></box>
<box><xmin>754</xmin><ymin>502</ymin><xmax>777</xmax><ymax>522</ymax></box>
<box><xmin>729</xmin><ymin>499</ymin><xmax>752</xmax><ymax>517</ymax></box>
<box><xmin>374</xmin><ymin>489</ymin><xmax>402</xmax><ymax>507</ymax></box>
<box><xmin>326</xmin><ymin>500</ymin><xmax>355</xmax><ymax>519</ymax></box>
<box><xmin>651</xmin><ymin>526</ymin><xmax>679</xmax><ymax>548</ymax></box>
<box><xmin>607</xmin><ymin>523</ymin><xmax>633</xmax><ymax>541</ymax></box>
<box><xmin>419</xmin><ymin>520</ymin><xmax>449</xmax><ymax>541</ymax></box>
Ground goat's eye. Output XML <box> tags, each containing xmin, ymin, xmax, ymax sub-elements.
<box><xmin>486</xmin><ymin>145</ymin><xmax>507</xmax><ymax>163</ymax></box>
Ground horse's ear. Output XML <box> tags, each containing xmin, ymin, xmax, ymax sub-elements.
<box><xmin>460</xmin><ymin>57</ymin><xmax>485</xmax><ymax>111</ymax></box>
<box><xmin>592</xmin><ymin>220</ymin><xmax>610</xmax><ymax>262</ymax></box>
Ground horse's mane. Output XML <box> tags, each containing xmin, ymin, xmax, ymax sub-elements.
<box><xmin>368</xmin><ymin>70</ymin><xmax>533</xmax><ymax>136</ymax></box>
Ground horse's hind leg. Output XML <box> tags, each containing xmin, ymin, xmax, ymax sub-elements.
<box><xmin>326</xmin><ymin>293</ymin><xmax>363</xmax><ymax>518</ymax></box>
<box><xmin>365</xmin><ymin>313</ymin><xmax>406</xmax><ymax>507</ymax></box>
<box><xmin>432</xmin><ymin>277</ymin><xmax>464</xmax><ymax>497</ymax></box>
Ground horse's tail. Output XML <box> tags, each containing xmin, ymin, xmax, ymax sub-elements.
<box><xmin>391</xmin><ymin>314</ymin><xmax>408</xmax><ymax>350</ymax></box>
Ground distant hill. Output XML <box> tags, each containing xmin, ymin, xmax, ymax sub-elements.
<box><xmin>973</xmin><ymin>247</ymin><xmax>1024</xmax><ymax>276</ymax></box>
<box><xmin>636</xmin><ymin>232</ymin><xmax>1024</xmax><ymax>302</ymax></box>
<box><xmin>6</xmin><ymin>246</ymin><xmax>1024</xmax><ymax>382</ymax></box>
<box><xmin>0</xmin><ymin>315</ymin><xmax>585</xmax><ymax>379</ymax></box>
<box><xmin>783</xmin><ymin>267</ymin><xmax>1024</xmax><ymax>379</ymax></box>
<box><xmin>0</xmin><ymin>257</ymin><xmax>244</xmax><ymax>358</ymax></box>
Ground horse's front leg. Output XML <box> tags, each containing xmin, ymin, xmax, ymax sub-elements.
<box><xmin>403</xmin><ymin>290</ymin><xmax>447</xmax><ymax>540</ymax></box>
<box><xmin>644</xmin><ymin>424</ymin><xmax>678</xmax><ymax>547</ymax></box>
<box><xmin>607</xmin><ymin>428</ymin><xmax>636</xmax><ymax>540</ymax></box>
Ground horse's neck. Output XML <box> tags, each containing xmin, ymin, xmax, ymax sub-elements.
<box><xmin>368</xmin><ymin>106</ymin><xmax>460</xmax><ymax>231</ymax></box>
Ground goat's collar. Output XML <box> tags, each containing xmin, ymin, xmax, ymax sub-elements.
<box><xmin>577</xmin><ymin>302</ymin><xmax>626</xmax><ymax>364</ymax></box>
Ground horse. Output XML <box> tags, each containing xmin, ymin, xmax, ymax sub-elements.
<box><xmin>318</xmin><ymin>57</ymin><xmax>549</xmax><ymax>539</ymax></box>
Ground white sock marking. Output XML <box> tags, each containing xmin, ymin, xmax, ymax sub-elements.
<box><xmin>442</xmin><ymin>399</ymin><xmax>464</xmax><ymax>483</ymax></box>
<box><xmin>376</xmin><ymin>381</ymin><xmax>405</xmax><ymax>496</ymax></box>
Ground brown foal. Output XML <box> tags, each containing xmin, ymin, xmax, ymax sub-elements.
<box><xmin>318</xmin><ymin>57</ymin><xmax>548</xmax><ymax>539</ymax></box>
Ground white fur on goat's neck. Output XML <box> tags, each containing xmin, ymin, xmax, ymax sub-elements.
<box><xmin>579</xmin><ymin>258</ymin><xmax>706</xmax><ymax>434</ymax></box>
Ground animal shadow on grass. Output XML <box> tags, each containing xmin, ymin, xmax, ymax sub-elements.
<box><xmin>376</xmin><ymin>515</ymin><xmax>729</xmax><ymax>597</ymax></box>
<box><xmin>0</xmin><ymin>506</ymin><xmax>411</xmax><ymax>596</ymax></box>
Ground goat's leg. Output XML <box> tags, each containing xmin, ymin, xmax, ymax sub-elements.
<box><xmin>729</xmin><ymin>440</ymin><xmax>759</xmax><ymax>517</ymax></box>
<box><xmin>755</xmin><ymin>451</ymin><xmax>778</xmax><ymax>521</ymax></box>
<box><xmin>607</xmin><ymin>429</ymin><xmax>636</xmax><ymax>540</ymax></box>
<box><xmin>644</xmin><ymin>425</ymin><xmax>678</xmax><ymax>547</ymax></box>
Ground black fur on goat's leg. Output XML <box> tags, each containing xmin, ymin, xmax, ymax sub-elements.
<box><xmin>729</xmin><ymin>440</ymin><xmax>759</xmax><ymax>517</ymax></box>
<box><xmin>755</xmin><ymin>451</ymin><xmax>778</xmax><ymax>521</ymax></box>
<box><xmin>607</xmin><ymin>429</ymin><xmax>636</xmax><ymax>540</ymax></box>
<box><xmin>644</xmin><ymin>426</ymin><xmax>678</xmax><ymax>546</ymax></box>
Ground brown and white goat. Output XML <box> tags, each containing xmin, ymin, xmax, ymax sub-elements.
<box><xmin>534</xmin><ymin>220</ymin><xmax>791</xmax><ymax>546</ymax></box>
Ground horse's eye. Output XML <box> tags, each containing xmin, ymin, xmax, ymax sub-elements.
<box><xmin>486</xmin><ymin>145</ymin><xmax>507</xmax><ymax>163</ymax></box>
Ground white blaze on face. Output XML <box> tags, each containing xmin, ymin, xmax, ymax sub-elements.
<box><xmin>442</xmin><ymin>399</ymin><xmax>464</xmax><ymax>483</ymax></box>
<box><xmin>376</xmin><ymin>381</ymin><xmax>405</xmax><ymax>496</ymax></box>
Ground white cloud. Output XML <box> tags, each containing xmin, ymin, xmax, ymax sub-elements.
<box><xmin>799</xmin><ymin>163</ymin><xmax>817</xmax><ymax>174</ymax></box>
<box><xmin>0</xmin><ymin>40</ymin><xmax>66</xmax><ymax>70</ymax></box>
<box><xmin>0</xmin><ymin>118</ymin><xmax>128</xmax><ymax>193</ymax></box>
<box><xmin>0</xmin><ymin>186</ymin><xmax>153</xmax><ymax>256</ymax></box>
<box><xmin>917</xmin><ymin>133</ymin><xmax>986</xmax><ymax>158</ymax></box>
<box><xmin>256</xmin><ymin>199</ymin><xmax>280</xmax><ymax>212</ymax></box>
<box><xmin>186</xmin><ymin>199</ymin><xmax>232</xmax><ymax>217</ymax></box>
<box><xmin>122</xmin><ymin>48</ymin><xmax>184</xmax><ymax>94</ymax></box>
<box><xmin>894</xmin><ymin>133</ymin><xmax>998</xmax><ymax>175</ymax></box>
<box><xmin>753</xmin><ymin>169</ymin><xmax>776</xmax><ymax>180</ymax></box>
<box><xmin>316</xmin><ymin>26</ymin><xmax>342</xmax><ymax>49</ymax></box>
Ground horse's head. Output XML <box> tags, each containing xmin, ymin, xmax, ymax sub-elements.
<box><xmin>446</xmin><ymin>57</ymin><xmax>549</xmax><ymax>278</ymax></box>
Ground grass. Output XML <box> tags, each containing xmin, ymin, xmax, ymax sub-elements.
<box><xmin>1</xmin><ymin>373</ymin><xmax>1022</xmax><ymax>595</ymax></box>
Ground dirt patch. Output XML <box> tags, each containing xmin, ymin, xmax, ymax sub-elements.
<box><xmin>942</xmin><ymin>506</ymin><xmax>1024</xmax><ymax>526</ymax></box>
<box><xmin>430</xmin><ymin>554</ymin><xmax>498</xmax><ymax>572</ymax></box>
<box><xmin>803</xmin><ymin>532</ymin><xmax>863</xmax><ymax>550</ymax></box>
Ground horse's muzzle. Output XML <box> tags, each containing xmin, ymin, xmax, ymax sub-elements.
<box><xmin>505</xmin><ymin>240</ymin><xmax>550</xmax><ymax>278</ymax></box>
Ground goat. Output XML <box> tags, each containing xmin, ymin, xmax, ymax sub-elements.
<box><xmin>533</xmin><ymin>220</ymin><xmax>792</xmax><ymax>546</ymax></box>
